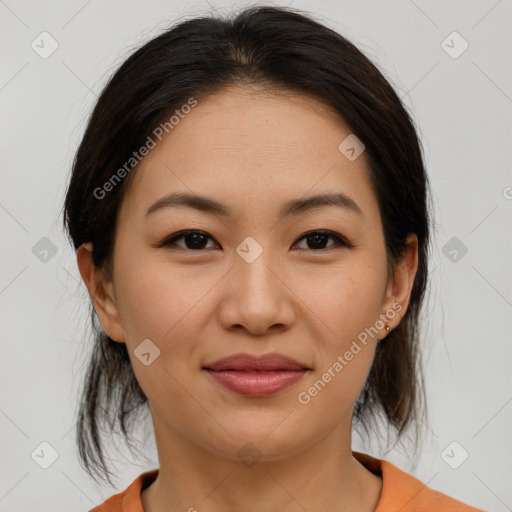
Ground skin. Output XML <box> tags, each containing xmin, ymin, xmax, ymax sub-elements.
<box><xmin>77</xmin><ymin>84</ymin><xmax>418</xmax><ymax>512</ymax></box>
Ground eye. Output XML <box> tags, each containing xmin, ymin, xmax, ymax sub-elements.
<box><xmin>292</xmin><ymin>230</ymin><xmax>352</xmax><ymax>251</ymax></box>
<box><xmin>160</xmin><ymin>230</ymin><xmax>219</xmax><ymax>250</ymax></box>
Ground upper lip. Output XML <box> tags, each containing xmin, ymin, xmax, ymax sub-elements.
<box><xmin>203</xmin><ymin>352</ymin><xmax>310</xmax><ymax>371</ymax></box>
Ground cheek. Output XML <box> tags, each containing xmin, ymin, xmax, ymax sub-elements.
<box><xmin>113</xmin><ymin>247</ymin><xmax>216</xmax><ymax>342</ymax></box>
<box><xmin>112</xmin><ymin>252</ymin><xmax>212</xmax><ymax>405</ymax></box>
<box><xmin>294</xmin><ymin>269</ymin><xmax>383</xmax><ymax>419</ymax></box>
<box><xmin>292</xmin><ymin>260</ymin><xmax>385</xmax><ymax>402</ymax></box>
<box><xmin>293</xmin><ymin>259</ymin><xmax>386</xmax><ymax>342</ymax></box>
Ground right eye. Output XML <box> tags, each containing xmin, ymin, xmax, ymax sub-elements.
<box><xmin>159</xmin><ymin>230</ymin><xmax>219</xmax><ymax>251</ymax></box>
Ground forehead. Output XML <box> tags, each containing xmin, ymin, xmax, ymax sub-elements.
<box><xmin>119</xmin><ymin>85</ymin><xmax>379</xmax><ymax>222</ymax></box>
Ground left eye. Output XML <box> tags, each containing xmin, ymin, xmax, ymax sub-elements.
<box><xmin>293</xmin><ymin>231</ymin><xmax>350</xmax><ymax>251</ymax></box>
<box><xmin>159</xmin><ymin>230</ymin><xmax>350</xmax><ymax>251</ymax></box>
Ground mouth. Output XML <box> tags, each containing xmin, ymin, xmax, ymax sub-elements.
<box><xmin>202</xmin><ymin>352</ymin><xmax>311</xmax><ymax>397</ymax></box>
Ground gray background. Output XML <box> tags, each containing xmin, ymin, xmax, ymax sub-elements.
<box><xmin>0</xmin><ymin>0</ymin><xmax>511</xmax><ymax>511</ymax></box>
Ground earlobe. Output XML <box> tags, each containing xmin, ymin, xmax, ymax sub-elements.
<box><xmin>76</xmin><ymin>242</ymin><xmax>126</xmax><ymax>343</ymax></box>
<box><xmin>382</xmin><ymin>233</ymin><xmax>419</xmax><ymax>332</ymax></box>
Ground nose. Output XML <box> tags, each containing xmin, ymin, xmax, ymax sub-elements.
<box><xmin>217</xmin><ymin>245</ymin><xmax>296</xmax><ymax>336</ymax></box>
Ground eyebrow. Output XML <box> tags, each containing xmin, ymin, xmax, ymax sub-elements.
<box><xmin>145</xmin><ymin>191</ymin><xmax>363</xmax><ymax>218</ymax></box>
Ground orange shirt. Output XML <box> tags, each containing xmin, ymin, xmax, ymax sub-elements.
<box><xmin>90</xmin><ymin>450</ymin><xmax>486</xmax><ymax>512</ymax></box>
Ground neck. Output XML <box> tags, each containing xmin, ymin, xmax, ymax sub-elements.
<box><xmin>141</xmin><ymin>409</ymin><xmax>382</xmax><ymax>512</ymax></box>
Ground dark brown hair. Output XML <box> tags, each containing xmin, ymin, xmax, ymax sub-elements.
<box><xmin>62</xmin><ymin>4</ymin><xmax>432</xmax><ymax>486</ymax></box>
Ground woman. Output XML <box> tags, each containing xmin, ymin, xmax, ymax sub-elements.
<box><xmin>62</xmin><ymin>5</ymin><xmax>486</xmax><ymax>511</ymax></box>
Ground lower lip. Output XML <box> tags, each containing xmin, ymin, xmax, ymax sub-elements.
<box><xmin>204</xmin><ymin>369</ymin><xmax>308</xmax><ymax>397</ymax></box>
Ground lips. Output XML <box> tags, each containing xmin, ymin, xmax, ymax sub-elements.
<box><xmin>203</xmin><ymin>353</ymin><xmax>310</xmax><ymax>397</ymax></box>
<box><xmin>204</xmin><ymin>353</ymin><xmax>310</xmax><ymax>372</ymax></box>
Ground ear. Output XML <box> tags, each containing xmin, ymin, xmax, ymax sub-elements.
<box><xmin>76</xmin><ymin>242</ymin><xmax>126</xmax><ymax>343</ymax></box>
<box><xmin>379</xmin><ymin>233</ymin><xmax>419</xmax><ymax>336</ymax></box>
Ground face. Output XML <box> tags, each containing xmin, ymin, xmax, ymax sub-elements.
<box><xmin>79</xmin><ymin>85</ymin><xmax>417</xmax><ymax>463</ymax></box>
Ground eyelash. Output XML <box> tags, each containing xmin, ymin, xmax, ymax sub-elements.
<box><xmin>158</xmin><ymin>230</ymin><xmax>353</xmax><ymax>252</ymax></box>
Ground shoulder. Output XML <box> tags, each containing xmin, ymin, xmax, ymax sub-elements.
<box><xmin>89</xmin><ymin>469</ymin><xmax>159</xmax><ymax>512</ymax></box>
<box><xmin>353</xmin><ymin>451</ymin><xmax>487</xmax><ymax>512</ymax></box>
